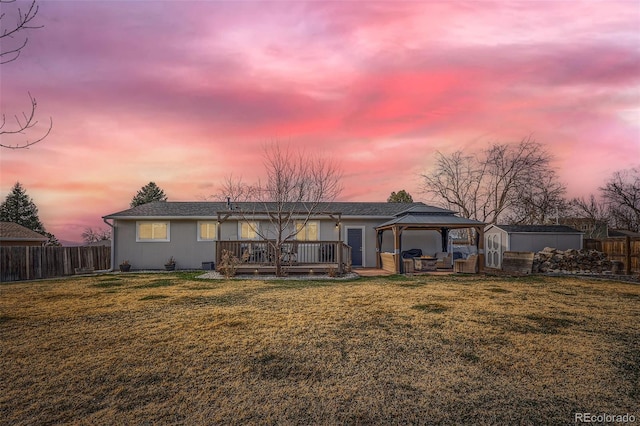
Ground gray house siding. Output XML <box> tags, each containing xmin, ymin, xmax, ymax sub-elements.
<box><xmin>114</xmin><ymin>220</ymin><xmax>216</xmax><ymax>270</ymax></box>
<box><xmin>378</xmin><ymin>228</ymin><xmax>441</xmax><ymax>254</ymax></box>
<box><xmin>342</xmin><ymin>219</ymin><xmax>380</xmax><ymax>268</ymax></box>
<box><xmin>115</xmin><ymin>217</ymin><xmax>445</xmax><ymax>270</ymax></box>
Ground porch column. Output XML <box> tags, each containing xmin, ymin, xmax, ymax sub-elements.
<box><xmin>476</xmin><ymin>226</ymin><xmax>485</xmax><ymax>273</ymax></box>
<box><xmin>440</xmin><ymin>228</ymin><xmax>449</xmax><ymax>252</ymax></box>
<box><xmin>393</xmin><ymin>226</ymin><xmax>403</xmax><ymax>273</ymax></box>
<box><xmin>376</xmin><ymin>229</ymin><xmax>383</xmax><ymax>269</ymax></box>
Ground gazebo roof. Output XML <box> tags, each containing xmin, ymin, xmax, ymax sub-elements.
<box><xmin>375</xmin><ymin>207</ymin><xmax>484</xmax><ymax>230</ymax></box>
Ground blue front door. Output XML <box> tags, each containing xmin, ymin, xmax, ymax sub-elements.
<box><xmin>347</xmin><ymin>228</ymin><xmax>363</xmax><ymax>267</ymax></box>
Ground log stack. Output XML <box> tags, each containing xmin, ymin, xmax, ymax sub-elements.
<box><xmin>532</xmin><ymin>247</ymin><xmax>613</xmax><ymax>274</ymax></box>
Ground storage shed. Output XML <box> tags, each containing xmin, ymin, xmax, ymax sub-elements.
<box><xmin>484</xmin><ymin>225</ymin><xmax>583</xmax><ymax>269</ymax></box>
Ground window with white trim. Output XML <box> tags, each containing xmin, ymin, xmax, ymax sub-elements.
<box><xmin>198</xmin><ymin>221</ymin><xmax>217</xmax><ymax>241</ymax></box>
<box><xmin>239</xmin><ymin>221</ymin><xmax>259</xmax><ymax>239</ymax></box>
<box><xmin>295</xmin><ymin>220</ymin><xmax>319</xmax><ymax>241</ymax></box>
<box><xmin>137</xmin><ymin>221</ymin><xmax>170</xmax><ymax>242</ymax></box>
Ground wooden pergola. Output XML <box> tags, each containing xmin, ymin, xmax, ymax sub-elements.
<box><xmin>374</xmin><ymin>206</ymin><xmax>486</xmax><ymax>274</ymax></box>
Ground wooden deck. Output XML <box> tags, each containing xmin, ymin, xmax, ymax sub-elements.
<box><xmin>234</xmin><ymin>263</ymin><xmax>342</xmax><ymax>275</ymax></box>
<box><xmin>217</xmin><ymin>240</ymin><xmax>352</xmax><ymax>274</ymax></box>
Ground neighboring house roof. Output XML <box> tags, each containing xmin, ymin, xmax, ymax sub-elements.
<box><xmin>608</xmin><ymin>229</ymin><xmax>640</xmax><ymax>238</ymax></box>
<box><xmin>488</xmin><ymin>224</ymin><xmax>582</xmax><ymax>234</ymax></box>
<box><xmin>0</xmin><ymin>222</ymin><xmax>47</xmax><ymax>242</ymax></box>
<box><xmin>103</xmin><ymin>201</ymin><xmax>434</xmax><ymax>219</ymax></box>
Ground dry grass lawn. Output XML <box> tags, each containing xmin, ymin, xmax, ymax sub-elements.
<box><xmin>1</xmin><ymin>272</ymin><xmax>638</xmax><ymax>424</ymax></box>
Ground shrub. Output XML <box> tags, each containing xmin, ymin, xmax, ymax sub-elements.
<box><xmin>218</xmin><ymin>249</ymin><xmax>241</xmax><ymax>278</ymax></box>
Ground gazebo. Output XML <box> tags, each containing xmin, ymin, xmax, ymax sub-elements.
<box><xmin>374</xmin><ymin>206</ymin><xmax>486</xmax><ymax>273</ymax></box>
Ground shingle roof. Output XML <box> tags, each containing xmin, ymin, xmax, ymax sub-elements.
<box><xmin>494</xmin><ymin>224</ymin><xmax>582</xmax><ymax>234</ymax></box>
<box><xmin>0</xmin><ymin>222</ymin><xmax>47</xmax><ymax>241</ymax></box>
<box><xmin>376</xmin><ymin>214</ymin><xmax>484</xmax><ymax>228</ymax></box>
<box><xmin>608</xmin><ymin>229</ymin><xmax>640</xmax><ymax>237</ymax></box>
<box><xmin>103</xmin><ymin>201</ymin><xmax>433</xmax><ymax>219</ymax></box>
<box><xmin>394</xmin><ymin>205</ymin><xmax>455</xmax><ymax>216</ymax></box>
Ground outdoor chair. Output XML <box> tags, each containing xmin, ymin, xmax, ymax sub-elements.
<box><xmin>454</xmin><ymin>254</ymin><xmax>478</xmax><ymax>273</ymax></box>
<box><xmin>434</xmin><ymin>252</ymin><xmax>452</xmax><ymax>269</ymax></box>
<box><xmin>280</xmin><ymin>243</ymin><xmax>297</xmax><ymax>264</ymax></box>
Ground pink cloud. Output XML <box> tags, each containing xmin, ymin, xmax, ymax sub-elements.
<box><xmin>1</xmin><ymin>0</ymin><xmax>638</xmax><ymax>242</ymax></box>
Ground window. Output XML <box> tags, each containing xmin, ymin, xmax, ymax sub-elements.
<box><xmin>198</xmin><ymin>221</ymin><xmax>217</xmax><ymax>241</ymax></box>
<box><xmin>239</xmin><ymin>221</ymin><xmax>259</xmax><ymax>239</ymax></box>
<box><xmin>137</xmin><ymin>221</ymin><xmax>170</xmax><ymax>242</ymax></box>
<box><xmin>295</xmin><ymin>221</ymin><xmax>319</xmax><ymax>241</ymax></box>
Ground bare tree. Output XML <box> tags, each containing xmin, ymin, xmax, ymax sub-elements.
<box><xmin>601</xmin><ymin>167</ymin><xmax>640</xmax><ymax>232</ymax></box>
<box><xmin>81</xmin><ymin>227</ymin><xmax>112</xmax><ymax>244</ymax></box>
<box><xmin>1</xmin><ymin>0</ymin><xmax>52</xmax><ymax>149</ymax></box>
<box><xmin>504</xmin><ymin>170</ymin><xmax>567</xmax><ymax>225</ymax></box>
<box><xmin>221</xmin><ymin>143</ymin><xmax>342</xmax><ymax>276</ymax></box>
<box><xmin>421</xmin><ymin>150</ymin><xmax>482</xmax><ymax>220</ymax></box>
<box><xmin>567</xmin><ymin>194</ymin><xmax>610</xmax><ymax>238</ymax></box>
<box><xmin>1</xmin><ymin>0</ymin><xmax>42</xmax><ymax>64</ymax></box>
<box><xmin>422</xmin><ymin>137</ymin><xmax>563</xmax><ymax>225</ymax></box>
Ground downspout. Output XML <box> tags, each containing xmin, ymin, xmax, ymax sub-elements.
<box><xmin>103</xmin><ymin>218</ymin><xmax>115</xmax><ymax>272</ymax></box>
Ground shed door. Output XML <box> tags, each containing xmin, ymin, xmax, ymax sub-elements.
<box><xmin>486</xmin><ymin>234</ymin><xmax>501</xmax><ymax>268</ymax></box>
<box><xmin>347</xmin><ymin>228</ymin><xmax>363</xmax><ymax>267</ymax></box>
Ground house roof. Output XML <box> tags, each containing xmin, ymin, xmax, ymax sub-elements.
<box><xmin>103</xmin><ymin>201</ymin><xmax>433</xmax><ymax>219</ymax></box>
<box><xmin>608</xmin><ymin>229</ymin><xmax>640</xmax><ymax>238</ymax></box>
<box><xmin>394</xmin><ymin>205</ymin><xmax>456</xmax><ymax>216</ymax></box>
<box><xmin>489</xmin><ymin>224</ymin><xmax>582</xmax><ymax>234</ymax></box>
<box><xmin>0</xmin><ymin>222</ymin><xmax>48</xmax><ymax>242</ymax></box>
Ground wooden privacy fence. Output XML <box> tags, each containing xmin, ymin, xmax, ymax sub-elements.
<box><xmin>585</xmin><ymin>237</ymin><xmax>639</xmax><ymax>274</ymax></box>
<box><xmin>0</xmin><ymin>246</ymin><xmax>111</xmax><ymax>282</ymax></box>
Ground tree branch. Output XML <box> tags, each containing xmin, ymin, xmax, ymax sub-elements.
<box><xmin>0</xmin><ymin>92</ymin><xmax>52</xmax><ymax>149</ymax></box>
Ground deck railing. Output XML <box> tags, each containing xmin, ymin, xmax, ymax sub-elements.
<box><xmin>216</xmin><ymin>240</ymin><xmax>351</xmax><ymax>273</ymax></box>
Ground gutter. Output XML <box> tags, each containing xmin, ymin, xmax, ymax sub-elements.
<box><xmin>103</xmin><ymin>218</ymin><xmax>115</xmax><ymax>272</ymax></box>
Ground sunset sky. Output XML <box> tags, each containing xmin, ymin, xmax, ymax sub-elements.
<box><xmin>1</xmin><ymin>0</ymin><xmax>639</xmax><ymax>243</ymax></box>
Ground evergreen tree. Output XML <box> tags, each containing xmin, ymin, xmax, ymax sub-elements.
<box><xmin>387</xmin><ymin>190</ymin><xmax>414</xmax><ymax>203</ymax></box>
<box><xmin>130</xmin><ymin>182</ymin><xmax>168</xmax><ymax>207</ymax></box>
<box><xmin>0</xmin><ymin>182</ymin><xmax>59</xmax><ymax>245</ymax></box>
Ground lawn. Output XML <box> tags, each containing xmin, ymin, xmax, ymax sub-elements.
<box><xmin>1</xmin><ymin>273</ymin><xmax>638</xmax><ymax>424</ymax></box>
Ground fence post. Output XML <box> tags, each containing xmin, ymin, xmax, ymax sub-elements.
<box><xmin>625</xmin><ymin>236</ymin><xmax>631</xmax><ymax>275</ymax></box>
<box><xmin>25</xmin><ymin>246</ymin><xmax>30</xmax><ymax>281</ymax></box>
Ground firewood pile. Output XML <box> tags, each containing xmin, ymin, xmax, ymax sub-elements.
<box><xmin>532</xmin><ymin>247</ymin><xmax>615</xmax><ymax>274</ymax></box>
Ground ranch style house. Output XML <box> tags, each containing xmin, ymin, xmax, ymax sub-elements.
<box><xmin>103</xmin><ymin>201</ymin><xmax>486</xmax><ymax>274</ymax></box>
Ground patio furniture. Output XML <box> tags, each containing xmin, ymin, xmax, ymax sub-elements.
<box><xmin>381</xmin><ymin>253</ymin><xmax>396</xmax><ymax>273</ymax></box>
<box><xmin>434</xmin><ymin>252</ymin><xmax>452</xmax><ymax>269</ymax></box>
<box><xmin>280</xmin><ymin>243</ymin><xmax>297</xmax><ymax>263</ymax></box>
<box><xmin>403</xmin><ymin>258</ymin><xmax>414</xmax><ymax>274</ymax></box>
<box><xmin>454</xmin><ymin>254</ymin><xmax>478</xmax><ymax>273</ymax></box>
<box><xmin>414</xmin><ymin>256</ymin><xmax>437</xmax><ymax>272</ymax></box>
<box><xmin>401</xmin><ymin>248</ymin><xmax>422</xmax><ymax>259</ymax></box>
